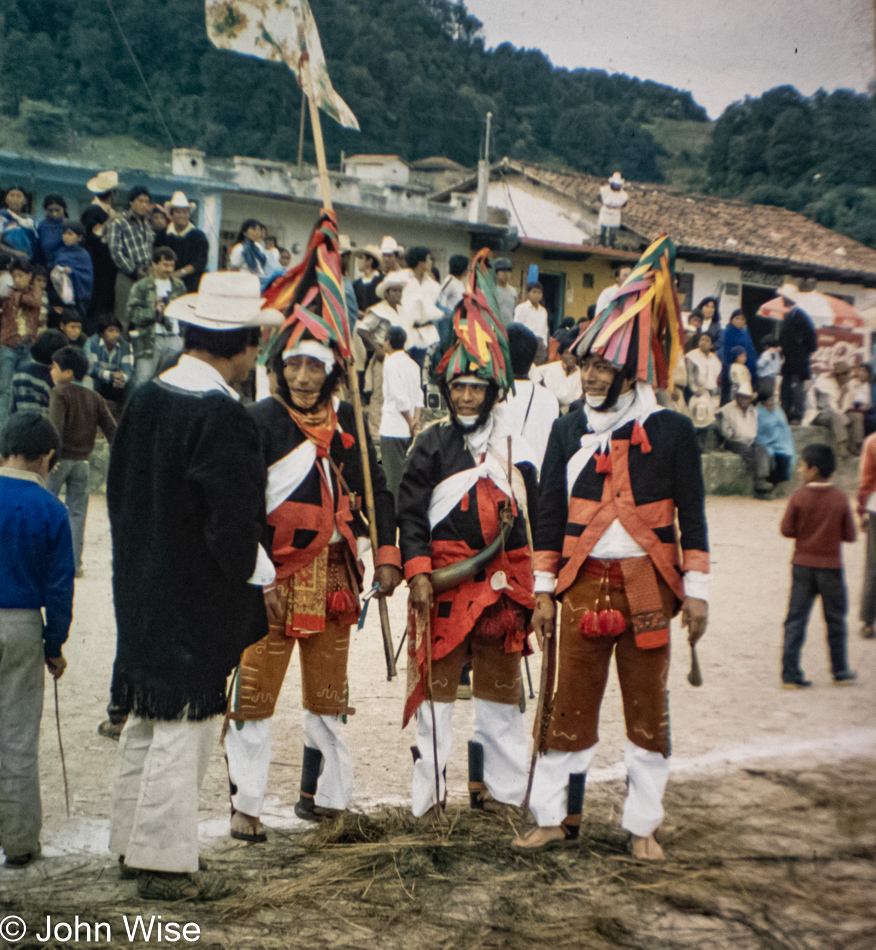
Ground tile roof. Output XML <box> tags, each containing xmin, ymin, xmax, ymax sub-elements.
<box><xmin>440</xmin><ymin>159</ymin><xmax>876</xmax><ymax>281</ymax></box>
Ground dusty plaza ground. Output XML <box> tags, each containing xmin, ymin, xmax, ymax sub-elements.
<box><xmin>1</xmin><ymin>492</ymin><xmax>875</xmax><ymax>949</ymax></box>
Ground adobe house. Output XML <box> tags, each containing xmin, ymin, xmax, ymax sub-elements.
<box><xmin>429</xmin><ymin>158</ymin><xmax>876</xmax><ymax>345</ymax></box>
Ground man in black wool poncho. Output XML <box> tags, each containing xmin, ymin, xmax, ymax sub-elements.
<box><xmin>105</xmin><ymin>272</ymin><xmax>282</xmax><ymax>901</ymax></box>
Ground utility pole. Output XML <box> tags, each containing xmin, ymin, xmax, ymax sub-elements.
<box><xmin>476</xmin><ymin>111</ymin><xmax>492</xmax><ymax>225</ymax></box>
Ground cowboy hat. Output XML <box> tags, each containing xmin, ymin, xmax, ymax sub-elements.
<box><xmin>87</xmin><ymin>170</ymin><xmax>123</xmax><ymax>193</ymax></box>
<box><xmin>338</xmin><ymin>233</ymin><xmax>365</xmax><ymax>256</ymax></box>
<box><xmin>165</xmin><ymin>272</ymin><xmax>284</xmax><ymax>330</ymax></box>
<box><xmin>380</xmin><ymin>235</ymin><xmax>399</xmax><ymax>255</ymax></box>
<box><xmin>360</xmin><ymin>244</ymin><xmax>382</xmax><ymax>263</ymax></box>
<box><xmin>376</xmin><ymin>271</ymin><xmax>409</xmax><ymax>299</ymax></box>
<box><xmin>735</xmin><ymin>380</ymin><xmax>754</xmax><ymax>397</ymax></box>
<box><xmin>168</xmin><ymin>190</ymin><xmax>195</xmax><ymax>210</ymax></box>
<box><xmin>608</xmin><ymin>172</ymin><xmax>625</xmax><ymax>187</ymax></box>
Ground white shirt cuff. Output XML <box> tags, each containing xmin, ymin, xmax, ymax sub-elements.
<box><xmin>683</xmin><ymin>570</ymin><xmax>709</xmax><ymax>602</ymax></box>
<box><xmin>248</xmin><ymin>544</ymin><xmax>276</xmax><ymax>586</ymax></box>
<box><xmin>534</xmin><ymin>571</ymin><xmax>557</xmax><ymax>594</ymax></box>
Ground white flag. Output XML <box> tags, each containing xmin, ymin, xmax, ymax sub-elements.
<box><xmin>205</xmin><ymin>0</ymin><xmax>360</xmax><ymax>130</ymax></box>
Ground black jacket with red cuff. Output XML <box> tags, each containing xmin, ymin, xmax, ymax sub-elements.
<box><xmin>249</xmin><ymin>397</ymin><xmax>400</xmax><ymax>585</ymax></box>
<box><xmin>533</xmin><ymin>406</ymin><xmax>709</xmax><ymax>599</ymax></box>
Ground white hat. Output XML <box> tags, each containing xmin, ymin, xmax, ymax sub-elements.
<box><xmin>165</xmin><ymin>272</ymin><xmax>284</xmax><ymax>331</ymax></box>
<box><xmin>87</xmin><ymin>170</ymin><xmax>122</xmax><ymax>193</ymax></box>
<box><xmin>361</xmin><ymin>244</ymin><xmax>382</xmax><ymax>263</ymax></box>
<box><xmin>608</xmin><ymin>172</ymin><xmax>625</xmax><ymax>186</ymax></box>
<box><xmin>169</xmin><ymin>191</ymin><xmax>194</xmax><ymax>209</ymax></box>
<box><xmin>376</xmin><ymin>271</ymin><xmax>409</xmax><ymax>299</ymax></box>
<box><xmin>380</xmin><ymin>235</ymin><xmax>399</xmax><ymax>255</ymax></box>
<box><xmin>736</xmin><ymin>380</ymin><xmax>754</xmax><ymax>397</ymax></box>
<box><xmin>338</xmin><ymin>233</ymin><xmax>364</xmax><ymax>256</ymax></box>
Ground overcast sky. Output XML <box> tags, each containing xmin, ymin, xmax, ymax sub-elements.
<box><xmin>464</xmin><ymin>0</ymin><xmax>875</xmax><ymax>118</ymax></box>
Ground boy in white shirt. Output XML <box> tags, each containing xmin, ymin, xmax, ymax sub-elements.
<box><xmin>379</xmin><ymin>326</ymin><xmax>423</xmax><ymax>503</ymax></box>
<box><xmin>513</xmin><ymin>282</ymin><xmax>549</xmax><ymax>362</ymax></box>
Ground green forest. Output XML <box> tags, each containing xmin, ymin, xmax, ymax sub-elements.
<box><xmin>1</xmin><ymin>0</ymin><xmax>874</xmax><ymax>246</ymax></box>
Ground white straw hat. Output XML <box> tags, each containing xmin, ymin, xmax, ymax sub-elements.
<box><xmin>736</xmin><ymin>380</ymin><xmax>754</xmax><ymax>397</ymax></box>
<box><xmin>380</xmin><ymin>235</ymin><xmax>399</xmax><ymax>255</ymax></box>
<box><xmin>608</xmin><ymin>172</ymin><xmax>625</xmax><ymax>186</ymax></box>
<box><xmin>169</xmin><ymin>190</ymin><xmax>194</xmax><ymax>209</ymax></box>
<box><xmin>376</xmin><ymin>271</ymin><xmax>409</xmax><ymax>299</ymax></box>
<box><xmin>165</xmin><ymin>272</ymin><xmax>284</xmax><ymax>330</ymax></box>
<box><xmin>87</xmin><ymin>170</ymin><xmax>122</xmax><ymax>193</ymax></box>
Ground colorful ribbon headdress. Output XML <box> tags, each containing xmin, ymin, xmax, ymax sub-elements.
<box><xmin>262</xmin><ymin>211</ymin><xmax>353</xmax><ymax>361</ymax></box>
<box><xmin>434</xmin><ymin>248</ymin><xmax>514</xmax><ymax>398</ymax></box>
<box><xmin>572</xmin><ymin>235</ymin><xmax>685</xmax><ymax>390</ymax></box>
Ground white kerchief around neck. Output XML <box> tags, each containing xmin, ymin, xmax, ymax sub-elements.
<box><xmin>584</xmin><ymin>386</ymin><xmax>639</xmax><ymax>435</ymax></box>
<box><xmin>159</xmin><ymin>353</ymin><xmax>239</xmax><ymax>400</ymax></box>
<box><xmin>463</xmin><ymin>411</ymin><xmax>494</xmax><ymax>460</ymax></box>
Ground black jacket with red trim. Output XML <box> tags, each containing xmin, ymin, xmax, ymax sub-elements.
<box><xmin>398</xmin><ymin>420</ymin><xmax>534</xmax><ymax>579</ymax></box>
<box><xmin>249</xmin><ymin>397</ymin><xmax>400</xmax><ymax>583</ymax></box>
<box><xmin>533</xmin><ymin>405</ymin><xmax>708</xmax><ymax>599</ymax></box>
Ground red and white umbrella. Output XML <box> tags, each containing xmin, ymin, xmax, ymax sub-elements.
<box><xmin>757</xmin><ymin>285</ymin><xmax>864</xmax><ymax>329</ymax></box>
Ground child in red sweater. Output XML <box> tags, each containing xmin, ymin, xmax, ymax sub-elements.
<box><xmin>780</xmin><ymin>443</ymin><xmax>857</xmax><ymax>688</ymax></box>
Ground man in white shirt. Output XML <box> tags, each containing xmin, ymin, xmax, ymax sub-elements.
<box><xmin>400</xmin><ymin>247</ymin><xmax>442</xmax><ymax>367</ymax></box>
<box><xmin>380</xmin><ymin>326</ymin><xmax>424</xmax><ymax>503</ymax></box>
<box><xmin>514</xmin><ymin>282</ymin><xmax>549</xmax><ymax>362</ymax></box>
<box><xmin>494</xmin><ymin>258</ymin><xmax>517</xmax><ymax>327</ymax></box>
<box><xmin>534</xmin><ymin>347</ymin><xmax>583</xmax><ymax>411</ymax></box>
<box><xmin>803</xmin><ymin>362</ymin><xmax>864</xmax><ymax>457</ymax></box>
<box><xmin>717</xmin><ymin>381</ymin><xmax>772</xmax><ymax>494</ymax></box>
<box><xmin>504</xmin><ymin>323</ymin><xmax>559</xmax><ymax>478</ymax></box>
<box><xmin>594</xmin><ymin>265</ymin><xmax>631</xmax><ymax>317</ymax></box>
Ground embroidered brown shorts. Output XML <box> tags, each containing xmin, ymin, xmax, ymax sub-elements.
<box><xmin>231</xmin><ymin>547</ymin><xmax>355</xmax><ymax>721</ymax></box>
<box><xmin>429</xmin><ymin>625</ymin><xmax>522</xmax><ymax>706</ymax></box>
<box><xmin>546</xmin><ymin>566</ymin><xmax>676</xmax><ymax>756</ymax></box>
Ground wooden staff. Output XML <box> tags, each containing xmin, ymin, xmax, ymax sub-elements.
<box><xmin>54</xmin><ymin>680</ymin><xmax>70</xmax><ymax>818</ymax></box>
<box><xmin>422</xmin><ymin>611</ymin><xmax>442</xmax><ymax>813</ymax></box>
<box><xmin>303</xmin><ymin>59</ymin><xmax>396</xmax><ymax>680</ymax></box>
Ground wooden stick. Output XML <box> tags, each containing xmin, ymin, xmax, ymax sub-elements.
<box><xmin>303</xmin><ymin>59</ymin><xmax>333</xmax><ymax>213</ymax></box>
<box><xmin>423</xmin><ymin>613</ymin><xmax>442</xmax><ymax>814</ymax></box>
<box><xmin>302</xmin><ymin>58</ymin><xmax>396</xmax><ymax>679</ymax></box>
<box><xmin>297</xmin><ymin>91</ymin><xmax>307</xmax><ymax>170</ymax></box>
<box><xmin>54</xmin><ymin>679</ymin><xmax>70</xmax><ymax>818</ymax></box>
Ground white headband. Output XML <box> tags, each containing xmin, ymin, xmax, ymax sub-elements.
<box><xmin>450</xmin><ymin>375</ymin><xmax>489</xmax><ymax>386</ymax></box>
<box><xmin>282</xmin><ymin>340</ymin><xmax>336</xmax><ymax>374</ymax></box>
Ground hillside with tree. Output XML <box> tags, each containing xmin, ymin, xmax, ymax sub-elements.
<box><xmin>705</xmin><ymin>86</ymin><xmax>876</xmax><ymax>248</ymax></box>
<box><xmin>0</xmin><ymin>0</ymin><xmax>704</xmax><ymax>181</ymax></box>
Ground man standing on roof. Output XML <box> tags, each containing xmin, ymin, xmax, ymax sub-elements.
<box><xmin>598</xmin><ymin>172</ymin><xmax>628</xmax><ymax>248</ymax></box>
<box><xmin>513</xmin><ymin>237</ymin><xmax>708</xmax><ymax>860</ymax></box>
<box><xmin>398</xmin><ymin>250</ymin><xmax>535</xmax><ymax>819</ymax></box>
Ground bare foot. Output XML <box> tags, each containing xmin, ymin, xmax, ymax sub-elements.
<box><xmin>511</xmin><ymin>826</ymin><xmax>567</xmax><ymax>850</ymax></box>
<box><xmin>631</xmin><ymin>833</ymin><xmax>665</xmax><ymax>860</ymax></box>
<box><xmin>230</xmin><ymin>809</ymin><xmax>265</xmax><ymax>840</ymax></box>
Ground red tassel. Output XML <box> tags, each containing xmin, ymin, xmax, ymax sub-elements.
<box><xmin>479</xmin><ymin>607</ymin><xmax>520</xmax><ymax>639</ymax></box>
<box><xmin>340</xmin><ymin>431</ymin><xmax>355</xmax><ymax>450</ymax></box>
<box><xmin>595</xmin><ymin>451</ymin><xmax>612</xmax><ymax>473</ymax></box>
<box><xmin>604</xmin><ymin>609</ymin><xmax>626</xmax><ymax>635</ymax></box>
<box><xmin>631</xmin><ymin>421</ymin><xmax>652</xmax><ymax>454</ymax></box>
<box><xmin>460</xmin><ymin>492</ymin><xmax>470</xmax><ymax>511</ymax></box>
<box><xmin>328</xmin><ymin>589</ymin><xmax>356</xmax><ymax>617</ymax></box>
<box><xmin>579</xmin><ymin>611</ymin><xmax>599</xmax><ymax>635</ymax></box>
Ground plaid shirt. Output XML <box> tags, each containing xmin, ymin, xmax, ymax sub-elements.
<box><xmin>84</xmin><ymin>333</ymin><xmax>134</xmax><ymax>385</ymax></box>
<box><xmin>107</xmin><ymin>210</ymin><xmax>154</xmax><ymax>278</ymax></box>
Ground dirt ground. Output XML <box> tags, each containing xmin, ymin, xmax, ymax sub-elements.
<box><xmin>1</xmin><ymin>492</ymin><xmax>875</xmax><ymax>948</ymax></box>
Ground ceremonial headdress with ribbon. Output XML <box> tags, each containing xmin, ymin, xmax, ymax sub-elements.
<box><xmin>434</xmin><ymin>248</ymin><xmax>514</xmax><ymax>398</ymax></box>
<box><xmin>571</xmin><ymin>234</ymin><xmax>685</xmax><ymax>391</ymax></box>
<box><xmin>262</xmin><ymin>210</ymin><xmax>353</xmax><ymax>363</ymax></box>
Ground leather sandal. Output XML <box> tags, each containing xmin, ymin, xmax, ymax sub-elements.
<box><xmin>511</xmin><ymin>825</ymin><xmax>570</xmax><ymax>851</ymax></box>
<box><xmin>120</xmin><ymin>855</ymin><xmax>207</xmax><ymax>880</ymax></box>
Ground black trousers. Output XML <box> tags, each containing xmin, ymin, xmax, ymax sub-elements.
<box><xmin>780</xmin><ymin>374</ymin><xmax>808</xmax><ymax>423</ymax></box>
<box><xmin>782</xmin><ymin>564</ymin><xmax>848</xmax><ymax>681</ymax></box>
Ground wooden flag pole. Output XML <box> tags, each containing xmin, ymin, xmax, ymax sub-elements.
<box><xmin>303</xmin><ymin>60</ymin><xmax>397</xmax><ymax>680</ymax></box>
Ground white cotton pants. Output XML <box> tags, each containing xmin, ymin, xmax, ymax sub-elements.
<box><xmin>411</xmin><ymin>698</ymin><xmax>528</xmax><ymax>818</ymax></box>
<box><xmin>529</xmin><ymin>740</ymin><xmax>670</xmax><ymax>837</ymax></box>
<box><xmin>225</xmin><ymin>710</ymin><xmax>353</xmax><ymax>816</ymax></box>
<box><xmin>109</xmin><ymin>716</ymin><xmax>220</xmax><ymax>873</ymax></box>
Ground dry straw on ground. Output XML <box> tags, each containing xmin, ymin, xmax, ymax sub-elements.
<box><xmin>3</xmin><ymin>760</ymin><xmax>875</xmax><ymax>950</ymax></box>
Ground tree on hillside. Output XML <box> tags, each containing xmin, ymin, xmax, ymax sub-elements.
<box><xmin>0</xmin><ymin>0</ymin><xmax>706</xmax><ymax>182</ymax></box>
